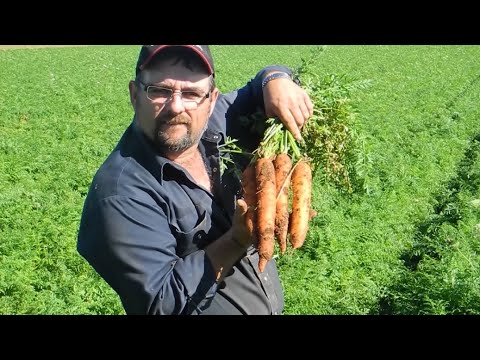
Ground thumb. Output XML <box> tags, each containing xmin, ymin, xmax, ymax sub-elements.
<box><xmin>236</xmin><ymin>198</ymin><xmax>248</xmax><ymax>216</ymax></box>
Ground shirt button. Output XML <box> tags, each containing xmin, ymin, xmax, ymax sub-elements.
<box><xmin>274</xmin><ymin>312</ymin><xmax>278</xmax><ymax>315</ymax></box>
<box><xmin>213</xmin><ymin>168</ymin><xmax>218</xmax><ymax>173</ymax></box>
<box><xmin>263</xmin><ymin>276</ymin><xmax>268</xmax><ymax>281</ymax></box>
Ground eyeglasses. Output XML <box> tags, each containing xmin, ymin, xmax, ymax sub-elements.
<box><xmin>137</xmin><ymin>81</ymin><xmax>211</xmax><ymax>110</ymax></box>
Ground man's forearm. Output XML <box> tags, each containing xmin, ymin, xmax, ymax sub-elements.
<box><xmin>204</xmin><ymin>229</ymin><xmax>250</xmax><ymax>283</ymax></box>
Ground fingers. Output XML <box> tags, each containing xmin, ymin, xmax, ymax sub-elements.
<box><xmin>304</xmin><ymin>91</ymin><xmax>314</xmax><ymax>118</ymax></box>
<box><xmin>233</xmin><ymin>198</ymin><xmax>253</xmax><ymax>247</ymax></box>
<box><xmin>291</xmin><ymin>103</ymin><xmax>307</xmax><ymax>129</ymax></box>
<box><xmin>296</xmin><ymin>89</ymin><xmax>314</xmax><ymax>125</ymax></box>
<box><xmin>269</xmin><ymin>99</ymin><xmax>306</xmax><ymax>142</ymax></box>
<box><xmin>299</xmin><ymin>103</ymin><xmax>311</xmax><ymax>124</ymax></box>
<box><xmin>263</xmin><ymin>79</ymin><xmax>314</xmax><ymax>143</ymax></box>
<box><xmin>281</xmin><ymin>110</ymin><xmax>303</xmax><ymax>142</ymax></box>
<box><xmin>275</xmin><ymin>99</ymin><xmax>309</xmax><ymax>142</ymax></box>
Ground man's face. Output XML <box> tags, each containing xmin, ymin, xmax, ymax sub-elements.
<box><xmin>130</xmin><ymin>56</ymin><xmax>218</xmax><ymax>155</ymax></box>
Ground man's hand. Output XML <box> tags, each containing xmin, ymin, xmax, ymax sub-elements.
<box><xmin>205</xmin><ymin>198</ymin><xmax>253</xmax><ymax>283</ymax></box>
<box><xmin>231</xmin><ymin>198</ymin><xmax>253</xmax><ymax>248</ymax></box>
<box><xmin>263</xmin><ymin>74</ymin><xmax>314</xmax><ymax>142</ymax></box>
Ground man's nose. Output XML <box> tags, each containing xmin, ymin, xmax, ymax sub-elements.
<box><xmin>166</xmin><ymin>92</ymin><xmax>185</xmax><ymax>113</ymax></box>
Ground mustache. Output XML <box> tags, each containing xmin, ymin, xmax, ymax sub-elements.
<box><xmin>157</xmin><ymin>114</ymin><xmax>190</xmax><ymax>126</ymax></box>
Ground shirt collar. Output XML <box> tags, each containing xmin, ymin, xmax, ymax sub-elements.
<box><xmin>130</xmin><ymin>119</ymin><xmax>225</xmax><ymax>184</ymax></box>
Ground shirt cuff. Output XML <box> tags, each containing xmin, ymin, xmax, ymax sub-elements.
<box><xmin>261</xmin><ymin>71</ymin><xmax>292</xmax><ymax>89</ymax></box>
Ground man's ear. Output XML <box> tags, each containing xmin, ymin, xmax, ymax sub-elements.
<box><xmin>128</xmin><ymin>80</ymin><xmax>137</xmax><ymax>109</ymax></box>
<box><xmin>208</xmin><ymin>88</ymin><xmax>219</xmax><ymax>117</ymax></box>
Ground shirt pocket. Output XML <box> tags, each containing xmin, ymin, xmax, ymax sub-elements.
<box><xmin>170</xmin><ymin>207</ymin><xmax>211</xmax><ymax>255</ymax></box>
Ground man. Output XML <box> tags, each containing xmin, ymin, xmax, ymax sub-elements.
<box><xmin>77</xmin><ymin>45</ymin><xmax>313</xmax><ymax>315</ymax></box>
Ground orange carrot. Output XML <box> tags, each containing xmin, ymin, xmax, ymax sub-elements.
<box><xmin>289</xmin><ymin>160</ymin><xmax>312</xmax><ymax>250</ymax></box>
<box><xmin>273</xmin><ymin>153</ymin><xmax>292</xmax><ymax>254</ymax></box>
<box><xmin>241</xmin><ymin>164</ymin><xmax>257</xmax><ymax>241</ymax></box>
<box><xmin>255</xmin><ymin>157</ymin><xmax>276</xmax><ymax>272</ymax></box>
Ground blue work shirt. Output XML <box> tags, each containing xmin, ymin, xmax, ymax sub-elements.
<box><xmin>77</xmin><ymin>65</ymin><xmax>292</xmax><ymax>315</ymax></box>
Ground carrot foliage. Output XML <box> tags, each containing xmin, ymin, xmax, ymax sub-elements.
<box><xmin>293</xmin><ymin>46</ymin><xmax>372</xmax><ymax>193</ymax></box>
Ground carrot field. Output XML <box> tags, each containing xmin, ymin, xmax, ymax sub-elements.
<box><xmin>1</xmin><ymin>45</ymin><xmax>480</xmax><ymax>315</ymax></box>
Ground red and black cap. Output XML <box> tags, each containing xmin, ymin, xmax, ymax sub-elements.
<box><xmin>135</xmin><ymin>45</ymin><xmax>215</xmax><ymax>77</ymax></box>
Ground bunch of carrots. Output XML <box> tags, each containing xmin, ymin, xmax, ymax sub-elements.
<box><xmin>241</xmin><ymin>119</ymin><xmax>314</xmax><ymax>272</ymax></box>
<box><xmin>235</xmin><ymin>47</ymin><xmax>368</xmax><ymax>272</ymax></box>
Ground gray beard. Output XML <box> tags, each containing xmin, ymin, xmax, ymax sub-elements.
<box><xmin>154</xmin><ymin>120</ymin><xmax>208</xmax><ymax>154</ymax></box>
